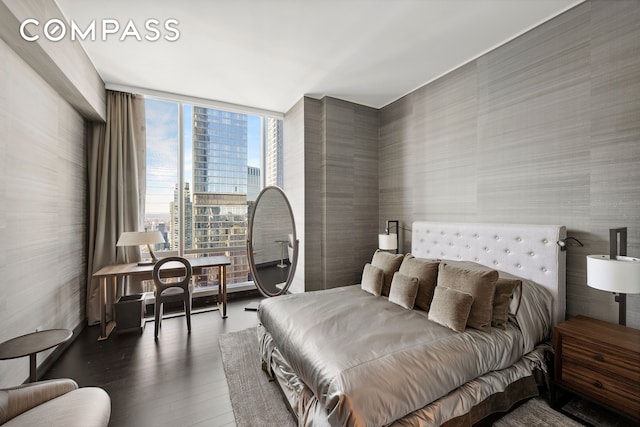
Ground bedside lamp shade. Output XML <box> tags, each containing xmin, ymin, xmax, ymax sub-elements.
<box><xmin>587</xmin><ymin>255</ymin><xmax>640</xmax><ymax>294</ymax></box>
<box><xmin>378</xmin><ymin>233</ymin><xmax>398</xmax><ymax>251</ymax></box>
<box><xmin>586</xmin><ymin>227</ymin><xmax>640</xmax><ymax>325</ymax></box>
<box><xmin>379</xmin><ymin>219</ymin><xmax>400</xmax><ymax>253</ymax></box>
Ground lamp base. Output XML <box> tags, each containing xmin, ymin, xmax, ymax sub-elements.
<box><xmin>615</xmin><ymin>292</ymin><xmax>627</xmax><ymax>326</ymax></box>
<box><xmin>137</xmin><ymin>260</ymin><xmax>155</xmax><ymax>266</ymax></box>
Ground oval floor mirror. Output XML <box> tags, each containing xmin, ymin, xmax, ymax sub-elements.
<box><xmin>247</xmin><ymin>186</ymin><xmax>298</xmax><ymax>300</ymax></box>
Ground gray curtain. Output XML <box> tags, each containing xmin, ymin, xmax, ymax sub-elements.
<box><xmin>86</xmin><ymin>91</ymin><xmax>146</xmax><ymax>325</ymax></box>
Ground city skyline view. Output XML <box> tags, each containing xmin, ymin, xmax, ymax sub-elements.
<box><xmin>142</xmin><ymin>97</ymin><xmax>283</xmax><ymax>287</ymax></box>
<box><xmin>144</xmin><ymin>97</ymin><xmax>263</xmax><ymax>217</ymax></box>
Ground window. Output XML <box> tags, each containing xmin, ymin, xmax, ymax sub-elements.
<box><xmin>143</xmin><ymin>97</ymin><xmax>283</xmax><ymax>295</ymax></box>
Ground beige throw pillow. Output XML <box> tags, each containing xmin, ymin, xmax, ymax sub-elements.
<box><xmin>361</xmin><ymin>263</ymin><xmax>384</xmax><ymax>296</ymax></box>
<box><xmin>388</xmin><ymin>272</ymin><xmax>419</xmax><ymax>309</ymax></box>
<box><xmin>371</xmin><ymin>250</ymin><xmax>404</xmax><ymax>297</ymax></box>
<box><xmin>399</xmin><ymin>255</ymin><xmax>439</xmax><ymax>311</ymax></box>
<box><xmin>428</xmin><ymin>286</ymin><xmax>474</xmax><ymax>333</ymax></box>
<box><xmin>437</xmin><ymin>262</ymin><xmax>498</xmax><ymax>332</ymax></box>
<box><xmin>492</xmin><ymin>277</ymin><xmax>522</xmax><ymax>329</ymax></box>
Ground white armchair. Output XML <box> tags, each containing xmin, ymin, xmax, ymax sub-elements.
<box><xmin>0</xmin><ymin>379</ymin><xmax>110</xmax><ymax>427</ymax></box>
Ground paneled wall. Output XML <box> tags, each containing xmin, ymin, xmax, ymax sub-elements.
<box><xmin>303</xmin><ymin>98</ymin><xmax>324</xmax><ymax>292</ymax></box>
<box><xmin>284</xmin><ymin>97</ymin><xmax>379</xmax><ymax>292</ymax></box>
<box><xmin>0</xmin><ymin>38</ymin><xmax>88</xmax><ymax>386</ymax></box>
<box><xmin>321</xmin><ymin>98</ymin><xmax>379</xmax><ymax>288</ymax></box>
<box><xmin>379</xmin><ymin>0</ymin><xmax>640</xmax><ymax>327</ymax></box>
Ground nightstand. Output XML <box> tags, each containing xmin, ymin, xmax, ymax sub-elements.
<box><xmin>553</xmin><ymin>315</ymin><xmax>640</xmax><ymax>422</ymax></box>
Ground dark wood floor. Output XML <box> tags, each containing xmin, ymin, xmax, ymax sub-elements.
<box><xmin>43</xmin><ymin>294</ymin><xmax>631</xmax><ymax>427</ymax></box>
<box><xmin>44</xmin><ymin>295</ymin><xmax>263</xmax><ymax>427</ymax></box>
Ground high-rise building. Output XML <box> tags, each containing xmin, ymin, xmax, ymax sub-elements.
<box><xmin>247</xmin><ymin>166</ymin><xmax>260</xmax><ymax>202</ymax></box>
<box><xmin>247</xmin><ymin>166</ymin><xmax>260</xmax><ymax>226</ymax></box>
<box><xmin>169</xmin><ymin>182</ymin><xmax>192</xmax><ymax>251</ymax></box>
<box><xmin>155</xmin><ymin>222</ymin><xmax>169</xmax><ymax>250</ymax></box>
<box><xmin>192</xmin><ymin>107</ymin><xmax>250</xmax><ymax>284</ymax></box>
<box><xmin>266</xmin><ymin>117</ymin><xmax>283</xmax><ymax>187</ymax></box>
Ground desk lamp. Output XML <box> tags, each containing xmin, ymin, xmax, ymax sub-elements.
<box><xmin>116</xmin><ymin>231</ymin><xmax>165</xmax><ymax>265</ymax></box>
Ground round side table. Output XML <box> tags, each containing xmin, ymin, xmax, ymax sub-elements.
<box><xmin>0</xmin><ymin>329</ymin><xmax>72</xmax><ymax>382</ymax></box>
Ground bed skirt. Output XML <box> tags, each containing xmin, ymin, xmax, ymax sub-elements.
<box><xmin>258</xmin><ymin>324</ymin><xmax>548</xmax><ymax>427</ymax></box>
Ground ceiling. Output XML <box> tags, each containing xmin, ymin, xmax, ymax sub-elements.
<box><xmin>56</xmin><ymin>0</ymin><xmax>581</xmax><ymax>113</ymax></box>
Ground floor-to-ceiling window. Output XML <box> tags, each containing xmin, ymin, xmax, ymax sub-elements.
<box><xmin>144</xmin><ymin>97</ymin><xmax>283</xmax><ymax>295</ymax></box>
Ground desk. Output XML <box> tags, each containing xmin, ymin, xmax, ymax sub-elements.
<box><xmin>92</xmin><ymin>256</ymin><xmax>230</xmax><ymax>340</ymax></box>
<box><xmin>0</xmin><ymin>329</ymin><xmax>72</xmax><ymax>382</ymax></box>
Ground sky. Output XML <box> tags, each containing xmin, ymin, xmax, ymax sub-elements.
<box><xmin>145</xmin><ymin>98</ymin><xmax>261</xmax><ymax>217</ymax></box>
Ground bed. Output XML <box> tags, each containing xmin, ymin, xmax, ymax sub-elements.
<box><xmin>258</xmin><ymin>222</ymin><xmax>567</xmax><ymax>426</ymax></box>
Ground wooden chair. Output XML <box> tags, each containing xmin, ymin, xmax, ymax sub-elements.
<box><xmin>152</xmin><ymin>257</ymin><xmax>193</xmax><ymax>339</ymax></box>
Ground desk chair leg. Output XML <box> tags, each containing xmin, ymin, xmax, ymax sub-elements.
<box><xmin>154</xmin><ymin>301</ymin><xmax>162</xmax><ymax>339</ymax></box>
<box><xmin>185</xmin><ymin>294</ymin><xmax>192</xmax><ymax>332</ymax></box>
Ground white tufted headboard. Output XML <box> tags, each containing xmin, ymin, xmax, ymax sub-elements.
<box><xmin>411</xmin><ymin>222</ymin><xmax>567</xmax><ymax>325</ymax></box>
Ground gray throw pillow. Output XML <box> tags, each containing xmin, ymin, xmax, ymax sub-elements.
<box><xmin>399</xmin><ymin>254</ymin><xmax>439</xmax><ymax>311</ymax></box>
<box><xmin>428</xmin><ymin>286</ymin><xmax>474</xmax><ymax>333</ymax></box>
<box><xmin>388</xmin><ymin>272</ymin><xmax>419</xmax><ymax>309</ymax></box>
<box><xmin>492</xmin><ymin>277</ymin><xmax>522</xmax><ymax>329</ymax></box>
<box><xmin>371</xmin><ymin>250</ymin><xmax>404</xmax><ymax>297</ymax></box>
<box><xmin>437</xmin><ymin>262</ymin><xmax>498</xmax><ymax>332</ymax></box>
<box><xmin>361</xmin><ymin>263</ymin><xmax>384</xmax><ymax>296</ymax></box>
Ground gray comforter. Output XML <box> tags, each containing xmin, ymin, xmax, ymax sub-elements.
<box><xmin>258</xmin><ymin>285</ymin><xmax>532</xmax><ymax>427</ymax></box>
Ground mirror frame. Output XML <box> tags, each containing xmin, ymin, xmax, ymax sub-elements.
<box><xmin>247</xmin><ymin>186</ymin><xmax>298</xmax><ymax>297</ymax></box>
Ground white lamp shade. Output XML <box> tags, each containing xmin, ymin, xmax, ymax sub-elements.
<box><xmin>587</xmin><ymin>255</ymin><xmax>640</xmax><ymax>294</ymax></box>
<box><xmin>378</xmin><ymin>233</ymin><xmax>398</xmax><ymax>251</ymax></box>
<box><xmin>116</xmin><ymin>231</ymin><xmax>165</xmax><ymax>247</ymax></box>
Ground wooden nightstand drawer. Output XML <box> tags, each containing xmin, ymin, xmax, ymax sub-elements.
<box><xmin>562</xmin><ymin>335</ymin><xmax>640</xmax><ymax>378</ymax></box>
<box><xmin>554</xmin><ymin>315</ymin><xmax>640</xmax><ymax>422</ymax></box>
<box><xmin>562</xmin><ymin>363</ymin><xmax>640</xmax><ymax>414</ymax></box>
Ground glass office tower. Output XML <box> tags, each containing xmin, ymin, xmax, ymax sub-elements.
<box><xmin>266</xmin><ymin>117</ymin><xmax>283</xmax><ymax>187</ymax></box>
<box><xmin>191</xmin><ymin>107</ymin><xmax>249</xmax><ymax>283</ymax></box>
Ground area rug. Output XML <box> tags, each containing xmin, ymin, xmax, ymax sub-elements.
<box><xmin>219</xmin><ymin>327</ymin><xmax>296</xmax><ymax>427</ymax></box>
<box><xmin>220</xmin><ymin>328</ymin><xmax>592</xmax><ymax>427</ymax></box>
<box><xmin>493</xmin><ymin>397</ymin><xmax>583</xmax><ymax>426</ymax></box>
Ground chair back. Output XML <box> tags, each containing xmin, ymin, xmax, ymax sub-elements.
<box><xmin>152</xmin><ymin>257</ymin><xmax>192</xmax><ymax>293</ymax></box>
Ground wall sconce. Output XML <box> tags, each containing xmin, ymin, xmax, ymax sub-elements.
<box><xmin>116</xmin><ymin>231</ymin><xmax>166</xmax><ymax>265</ymax></box>
<box><xmin>378</xmin><ymin>220</ymin><xmax>399</xmax><ymax>254</ymax></box>
<box><xmin>586</xmin><ymin>227</ymin><xmax>640</xmax><ymax>326</ymax></box>
<box><xmin>556</xmin><ymin>236</ymin><xmax>584</xmax><ymax>251</ymax></box>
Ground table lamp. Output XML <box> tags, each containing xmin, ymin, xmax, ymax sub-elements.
<box><xmin>379</xmin><ymin>220</ymin><xmax>399</xmax><ymax>254</ymax></box>
<box><xmin>116</xmin><ymin>231</ymin><xmax>165</xmax><ymax>265</ymax></box>
<box><xmin>586</xmin><ymin>227</ymin><xmax>640</xmax><ymax>325</ymax></box>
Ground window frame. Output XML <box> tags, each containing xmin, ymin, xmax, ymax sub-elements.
<box><xmin>136</xmin><ymin>87</ymin><xmax>283</xmax><ymax>297</ymax></box>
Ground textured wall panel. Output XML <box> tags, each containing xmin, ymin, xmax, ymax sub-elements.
<box><xmin>303</xmin><ymin>98</ymin><xmax>324</xmax><ymax>292</ymax></box>
<box><xmin>284</xmin><ymin>97</ymin><xmax>379</xmax><ymax>292</ymax></box>
<box><xmin>322</xmin><ymin>98</ymin><xmax>379</xmax><ymax>288</ymax></box>
<box><xmin>587</xmin><ymin>0</ymin><xmax>640</xmax><ymax>325</ymax></box>
<box><xmin>476</xmin><ymin>3</ymin><xmax>591</xmax><ymax>224</ymax></box>
<box><xmin>0</xmin><ymin>38</ymin><xmax>87</xmax><ymax>386</ymax></box>
<box><xmin>379</xmin><ymin>0</ymin><xmax>640</xmax><ymax>326</ymax></box>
